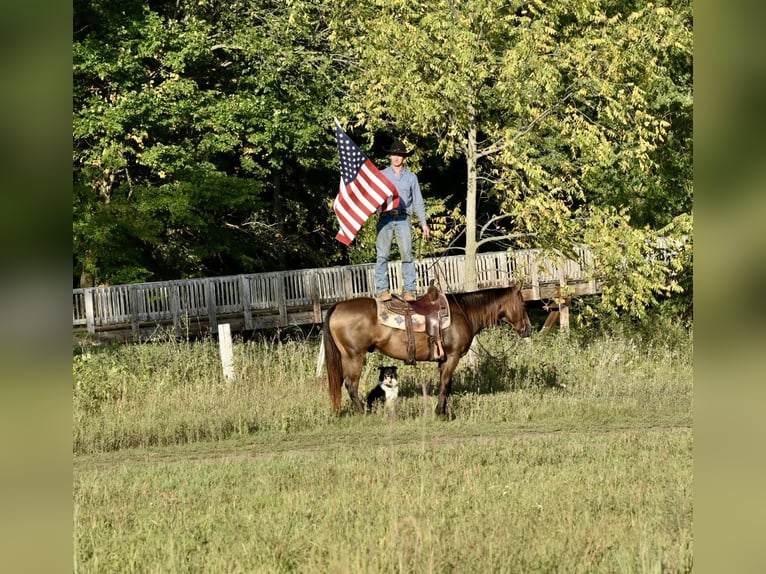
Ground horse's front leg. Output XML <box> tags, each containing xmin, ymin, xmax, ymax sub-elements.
<box><xmin>435</xmin><ymin>354</ymin><xmax>459</xmax><ymax>418</ymax></box>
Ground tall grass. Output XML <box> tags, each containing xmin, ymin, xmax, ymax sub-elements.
<box><xmin>74</xmin><ymin>321</ymin><xmax>692</xmax><ymax>572</ymax></box>
<box><xmin>74</xmin><ymin>336</ymin><xmax>332</xmax><ymax>452</ymax></box>
<box><xmin>74</xmin><ymin>321</ymin><xmax>691</xmax><ymax>454</ymax></box>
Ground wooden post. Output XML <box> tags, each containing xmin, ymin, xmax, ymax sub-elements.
<box><xmin>170</xmin><ymin>282</ymin><xmax>180</xmax><ymax>337</ymax></box>
<box><xmin>207</xmin><ymin>279</ymin><xmax>217</xmax><ymax>331</ymax></box>
<box><xmin>129</xmin><ymin>285</ymin><xmax>140</xmax><ymax>339</ymax></box>
<box><xmin>560</xmin><ymin>297</ymin><xmax>571</xmax><ymax>331</ymax></box>
<box><xmin>530</xmin><ymin>255</ymin><xmax>540</xmax><ymax>301</ymax></box>
<box><xmin>367</xmin><ymin>266</ymin><xmax>376</xmax><ymax>297</ymax></box>
<box><xmin>540</xmin><ymin>310</ymin><xmax>560</xmax><ymax>333</ymax></box>
<box><xmin>308</xmin><ymin>270</ymin><xmax>321</xmax><ymax>324</ymax></box>
<box><xmin>218</xmin><ymin>323</ymin><xmax>235</xmax><ymax>381</ymax></box>
<box><xmin>84</xmin><ymin>289</ymin><xmax>95</xmax><ymax>334</ymax></box>
<box><xmin>275</xmin><ymin>277</ymin><xmax>287</xmax><ymax>326</ymax></box>
<box><xmin>464</xmin><ymin>338</ymin><xmax>481</xmax><ymax>367</ymax></box>
<box><xmin>240</xmin><ymin>276</ymin><xmax>253</xmax><ymax>331</ymax></box>
<box><xmin>342</xmin><ymin>268</ymin><xmax>353</xmax><ymax>299</ymax></box>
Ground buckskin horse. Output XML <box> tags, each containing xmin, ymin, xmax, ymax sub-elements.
<box><xmin>322</xmin><ymin>284</ymin><xmax>532</xmax><ymax>417</ymax></box>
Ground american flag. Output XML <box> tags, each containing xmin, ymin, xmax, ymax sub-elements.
<box><xmin>332</xmin><ymin>118</ymin><xmax>399</xmax><ymax>245</ymax></box>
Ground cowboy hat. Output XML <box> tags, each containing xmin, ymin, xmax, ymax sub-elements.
<box><xmin>383</xmin><ymin>139</ymin><xmax>413</xmax><ymax>156</ymax></box>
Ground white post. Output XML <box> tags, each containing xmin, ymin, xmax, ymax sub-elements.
<box><xmin>218</xmin><ymin>323</ymin><xmax>235</xmax><ymax>381</ymax></box>
<box><xmin>84</xmin><ymin>289</ymin><xmax>95</xmax><ymax>334</ymax></box>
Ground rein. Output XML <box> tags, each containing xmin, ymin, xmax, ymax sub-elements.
<box><xmin>417</xmin><ymin>234</ymin><xmax>524</xmax><ymax>366</ymax></box>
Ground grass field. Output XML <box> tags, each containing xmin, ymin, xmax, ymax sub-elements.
<box><xmin>73</xmin><ymin>319</ymin><xmax>692</xmax><ymax>573</ymax></box>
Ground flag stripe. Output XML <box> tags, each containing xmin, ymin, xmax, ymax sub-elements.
<box><xmin>358</xmin><ymin>162</ymin><xmax>392</xmax><ymax>205</ymax></box>
<box><xmin>331</xmin><ymin>119</ymin><xmax>399</xmax><ymax>245</ymax></box>
<box><xmin>335</xmin><ymin>233</ymin><xmax>352</xmax><ymax>246</ymax></box>
<box><xmin>335</xmin><ymin>194</ymin><xmax>364</xmax><ymax>233</ymax></box>
<box><xmin>343</xmin><ymin>179</ymin><xmax>377</xmax><ymax>216</ymax></box>
<box><xmin>336</xmin><ymin>188</ymin><xmax>368</xmax><ymax>229</ymax></box>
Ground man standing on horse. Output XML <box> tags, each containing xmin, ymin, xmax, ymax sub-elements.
<box><xmin>375</xmin><ymin>139</ymin><xmax>430</xmax><ymax>302</ymax></box>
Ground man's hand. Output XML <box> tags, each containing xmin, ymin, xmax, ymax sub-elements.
<box><xmin>421</xmin><ymin>224</ymin><xmax>430</xmax><ymax>239</ymax></box>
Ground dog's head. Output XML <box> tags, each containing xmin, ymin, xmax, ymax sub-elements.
<box><xmin>377</xmin><ymin>366</ymin><xmax>398</xmax><ymax>389</ymax></box>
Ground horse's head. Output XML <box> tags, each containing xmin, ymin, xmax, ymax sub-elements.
<box><xmin>500</xmin><ymin>285</ymin><xmax>532</xmax><ymax>338</ymax></box>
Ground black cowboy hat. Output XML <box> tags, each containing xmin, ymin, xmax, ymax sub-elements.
<box><xmin>383</xmin><ymin>139</ymin><xmax>413</xmax><ymax>156</ymax></box>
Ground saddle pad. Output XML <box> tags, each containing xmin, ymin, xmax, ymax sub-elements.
<box><xmin>376</xmin><ymin>300</ymin><xmax>451</xmax><ymax>332</ymax></box>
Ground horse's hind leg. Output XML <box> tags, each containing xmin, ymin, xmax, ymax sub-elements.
<box><xmin>342</xmin><ymin>354</ymin><xmax>366</xmax><ymax>414</ymax></box>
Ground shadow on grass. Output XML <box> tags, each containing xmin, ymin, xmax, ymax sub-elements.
<box><xmin>451</xmin><ymin>355</ymin><xmax>567</xmax><ymax>395</ymax></box>
<box><xmin>359</xmin><ymin>351</ymin><xmax>568</xmax><ymax>404</ymax></box>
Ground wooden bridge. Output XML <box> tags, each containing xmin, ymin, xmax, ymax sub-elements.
<box><xmin>72</xmin><ymin>247</ymin><xmax>602</xmax><ymax>340</ymax></box>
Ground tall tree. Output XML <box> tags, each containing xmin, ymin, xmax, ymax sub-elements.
<box><xmin>330</xmin><ymin>0</ymin><xmax>692</xmax><ymax>317</ymax></box>
<box><xmin>73</xmin><ymin>0</ymin><xmax>340</xmax><ymax>285</ymax></box>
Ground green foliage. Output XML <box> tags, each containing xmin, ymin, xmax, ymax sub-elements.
<box><xmin>330</xmin><ymin>0</ymin><xmax>692</xmax><ymax>316</ymax></box>
<box><xmin>73</xmin><ymin>0</ymin><xmax>693</xmax><ymax>320</ymax></box>
<box><xmin>73</xmin><ymin>0</ymin><xmax>341</xmax><ymax>284</ymax></box>
<box><xmin>577</xmin><ymin>209</ymin><xmax>693</xmax><ymax>322</ymax></box>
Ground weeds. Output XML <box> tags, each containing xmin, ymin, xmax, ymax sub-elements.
<box><xmin>74</xmin><ymin>322</ymin><xmax>691</xmax><ymax>454</ymax></box>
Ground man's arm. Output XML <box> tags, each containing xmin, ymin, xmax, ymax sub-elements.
<box><xmin>411</xmin><ymin>175</ymin><xmax>430</xmax><ymax>238</ymax></box>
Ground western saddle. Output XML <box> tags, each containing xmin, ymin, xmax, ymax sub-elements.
<box><xmin>379</xmin><ymin>283</ymin><xmax>450</xmax><ymax>365</ymax></box>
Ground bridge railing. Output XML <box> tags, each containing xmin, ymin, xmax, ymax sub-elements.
<box><xmin>73</xmin><ymin>247</ymin><xmax>599</xmax><ymax>335</ymax></box>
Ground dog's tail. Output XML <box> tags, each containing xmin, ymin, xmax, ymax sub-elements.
<box><xmin>323</xmin><ymin>304</ymin><xmax>343</xmax><ymax>415</ymax></box>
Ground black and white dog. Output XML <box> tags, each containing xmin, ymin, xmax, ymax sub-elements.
<box><xmin>366</xmin><ymin>366</ymin><xmax>399</xmax><ymax>413</ymax></box>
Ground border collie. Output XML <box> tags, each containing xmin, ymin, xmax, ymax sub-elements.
<box><xmin>367</xmin><ymin>366</ymin><xmax>399</xmax><ymax>413</ymax></box>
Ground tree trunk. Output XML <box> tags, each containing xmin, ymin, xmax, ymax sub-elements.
<box><xmin>464</xmin><ymin>113</ymin><xmax>478</xmax><ymax>292</ymax></box>
<box><xmin>79</xmin><ymin>270</ymin><xmax>94</xmax><ymax>288</ymax></box>
<box><xmin>79</xmin><ymin>249</ymin><xmax>96</xmax><ymax>288</ymax></box>
<box><xmin>273</xmin><ymin>170</ymin><xmax>285</xmax><ymax>267</ymax></box>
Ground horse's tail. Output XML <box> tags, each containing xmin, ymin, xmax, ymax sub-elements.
<box><xmin>323</xmin><ymin>304</ymin><xmax>344</xmax><ymax>415</ymax></box>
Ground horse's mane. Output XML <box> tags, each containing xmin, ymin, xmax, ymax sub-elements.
<box><xmin>449</xmin><ymin>285</ymin><xmax>520</xmax><ymax>330</ymax></box>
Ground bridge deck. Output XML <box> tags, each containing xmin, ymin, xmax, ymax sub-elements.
<box><xmin>73</xmin><ymin>248</ymin><xmax>601</xmax><ymax>339</ymax></box>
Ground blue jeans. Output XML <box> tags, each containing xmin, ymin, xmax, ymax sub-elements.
<box><xmin>375</xmin><ymin>215</ymin><xmax>416</xmax><ymax>294</ymax></box>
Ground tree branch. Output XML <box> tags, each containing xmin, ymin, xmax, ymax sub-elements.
<box><xmin>476</xmin><ymin>232</ymin><xmax>538</xmax><ymax>249</ymax></box>
<box><xmin>477</xmin><ymin>91</ymin><xmax>575</xmax><ymax>159</ymax></box>
<box><xmin>211</xmin><ymin>44</ymin><xmax>245</xmax><ymax>51</ymax></box>
<box><xmin>477</xmin><ymin>108</ymin><xmax>553</xmax><ymax>159</ymax></box>
<box><xmin>479</xmin><ymin>213</ymin><xmax>515</xmax><ymax>237</ymax></box>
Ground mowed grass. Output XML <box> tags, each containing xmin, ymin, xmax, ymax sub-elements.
<box><xmin>73</xmin><ymin>320</ymin><xmax>692</xmax><ymax>573</ymax></box>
